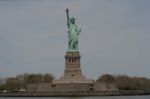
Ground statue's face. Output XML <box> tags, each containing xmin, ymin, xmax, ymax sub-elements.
<box><xmin>71</xmin><ymin>18</ymin><xmax>75</xmax><ymax>24</ymax></box>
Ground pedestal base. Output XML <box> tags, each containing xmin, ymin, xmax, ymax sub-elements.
<box><xmin>53</xmin><ymin>51</ymin><xmax>93</xmax><ymax>84</ymax></box>
<box><xmin>53</xmin><ymin>79</ymin><xmax>93</xmax><ymax>84</ymax></box>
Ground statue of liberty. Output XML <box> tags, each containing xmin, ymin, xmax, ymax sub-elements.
<box><xmin>66</xmin><ymin>8</ymin><xmax>81</xmax><ymax>52</ymax></box>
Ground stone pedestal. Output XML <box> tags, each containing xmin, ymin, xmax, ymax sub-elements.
<box><xmin>27</xmin><ymin>52</ymin><xmax>118</xmax><ymax>92</ymax></box>
<box><xmin>53</xmin><ymin>51</ymin><xmax>93</xmax><ymax>84</ymax></box>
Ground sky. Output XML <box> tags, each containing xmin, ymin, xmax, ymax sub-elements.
<box><xmin>0</xmin><ymin>0</ymin><xmax>150</xmax><ymax>79</ymax></box>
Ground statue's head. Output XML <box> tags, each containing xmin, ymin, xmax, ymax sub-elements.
<box><xmin>70</xmin><ymin>17</ymin><xmax>75</xmax><ymax>24</ymax></box>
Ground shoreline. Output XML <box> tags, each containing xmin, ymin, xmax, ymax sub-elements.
<box><xmin>0</xmin><ymin>91</ymin><xmax>150</xmax><ymax>97</ymax></box>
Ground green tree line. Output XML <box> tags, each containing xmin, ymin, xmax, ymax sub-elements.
<box><xmin>0</xmin><ymin>73</ymin><xmax>54</xmax><ymax>92</ymax></box>
<box><xmin>0</xmin><ymin>73</ymin><xmax>150</xmax><ymax>92</ymax></box>
<box><xmin>97</xmin><ymin>74</ymin><xmax>150</xmax><ymax>91</ymax></box>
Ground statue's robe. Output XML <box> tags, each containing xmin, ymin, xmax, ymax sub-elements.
<box><xmin>68</xmin><ymin>21</ymin><xmax>79</xmax><ymax>51</ymax></box>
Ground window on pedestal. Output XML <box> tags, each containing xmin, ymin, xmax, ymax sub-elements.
<box><xmin>68</xmin><ymin>58</ymin><xmax>78</xmax><ymax>63</ymax></box>
<box><xmin>69</xmin><ymin>58</ymin><xmax>71</xmax><ymax>63</ymax></box>
<box><xmin>72</xmin><ymin>74</ymin><xmax>74</xmax><ymax>77</ymax></box>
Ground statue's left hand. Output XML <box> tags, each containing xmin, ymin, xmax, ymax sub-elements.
<box><xmin>79</xmin><ymin>29</ymin><xmax>81</xmax><ymax>33</ymax></box>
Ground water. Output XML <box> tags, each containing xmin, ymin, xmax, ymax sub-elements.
<box><xmin>0</xmin><ymin>96</ymin><xmax>150</xmax><ymax>99</ymax></box>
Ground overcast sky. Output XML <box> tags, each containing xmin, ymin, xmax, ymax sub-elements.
<box><xmin>0</xmin><ymin>0</ymin><xmax>150</xmax><ymax>79</ymax></box>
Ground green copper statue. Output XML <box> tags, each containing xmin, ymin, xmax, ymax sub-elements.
<box><xmin>66</xmin><ymin>8</ymin><xmax>81</xmax><ymax>52</ymax></box>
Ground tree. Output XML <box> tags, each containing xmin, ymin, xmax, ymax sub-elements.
<box><xmin>0</xmin><ymin>77</ymin><xmax>1</xmax><ymax>85</ymax></box>
<box><xmin>43</xmin><ymin>73</ymin><xmax>54</xmax><ymax>83</ymax></box>
<box><xmin>24</xmin><ymin>73</ymin><xmax>54</xmax><ymax>84</ymax></box>
<box><xmin>5</xmin><ymin>77</ymin><xmax>20</xmax><ymax>91</ymax></box>
<box><xmin>96</xmin><ymin>74</ymin><xmax>115</xmax><ymax>82</ymax></box>
<box><xmin>24</xmin><ymin>74</ymin><xmax>42</xmax><ymax>84</ymax></box>
<box><xmin>114</xmin><ymin>75</ymin><xmax>150</xmax><ymax>90</ymax></box>
<box><xmin>0</xmin><ymin>73</ymin><xmax>55</xmax><ymax>91</ymax></box>
<box><xmin>114</xmin><ymin>75</ymin><xmax>131</xmax><ymax>90</ymax></box>
<box><xmin>0</xmin><ymin>77</ymin><xmax>5</xmax><ymax>91</ymax></box>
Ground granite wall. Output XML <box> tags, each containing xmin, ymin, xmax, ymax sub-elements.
<box><xmin>27</xmin><ymin>82</ymin><xmax>117</xmax><ymax>92</ymax></box>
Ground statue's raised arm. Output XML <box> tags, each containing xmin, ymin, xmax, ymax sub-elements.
<box><xmin>66</xmin><ymin>8</ymin><xmax>69</xmax><ymax>28</ymax></box>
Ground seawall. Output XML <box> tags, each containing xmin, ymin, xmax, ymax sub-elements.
<box><xmin>0</xmin><ymin>91</ymin><xmax>150</xmax><ymax>97</ymax></box>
